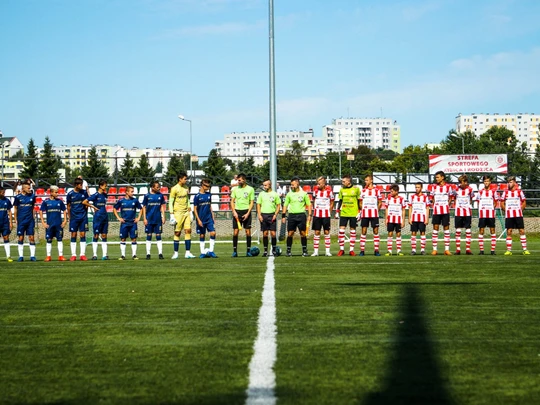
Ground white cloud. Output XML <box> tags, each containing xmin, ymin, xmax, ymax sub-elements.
<box><xmin>401</xmin><ymin>0</ymin><xmax>445</xmax><ymax>22</ymax></box>
<box><xmin>167</xmin><ymin>20</ymin><xmax>265</xmax><ymax>37</ymax></box>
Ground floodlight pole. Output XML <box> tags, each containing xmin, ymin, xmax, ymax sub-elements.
<box><xmin>269</xmin><ymin>0</ymin><xmax>277</xmax><ymax>189</ymax></box>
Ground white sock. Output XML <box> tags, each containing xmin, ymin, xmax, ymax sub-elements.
<box><xmin>46</xmin><ymin>243</ymin><xmax>52</xmax><ymax>256</ymax></box>
<box><xmin>209</xmin><ymin>238</ymin><xmax>215</xmax><ymax>252</ymax></box>
<box><xmin>101</xmin><ymin>241</ymin><xmax>107</xmax><ymax>257</ymax></box>
<box><xmin>18</xmin><ymin>243</ymin><xmax>24</xmax><ymax>257</ymax></box>
<box><xmin>30</xmin><ymin>244</ymin><xmax>36</xmax><ymax>257</ymax></box>
<box><xmin>3</xmin><ymin>242</ymin><xmax>10</xmax><ymax>258</ymax></box>
<box><xmin>58</xmin><ymin>242</ymin><xmax>64</xmax><ymax>256</ymax></box>
<box><xmin>80</xmin><ymin>242</ymin><xmax>86</xmax><ymax>256</ymax></box>
<box><xmin>93</xmin><ymin>242</ymin><xmax>99</xmax><ymax>257</ymax></box>
<box><xmin>157</xmin><ymin>240</ymin><xmax>163</xmax><ymax>254</ymax></box>
<box><xmin>131</xmin><ymin>243</ymin><xmax>137</xmax><ymax>256</ymax></box>
<box><xmin>146</xmin><ymin>240</ymin><xmax>151</xmax><ymax>255</ymax></box>
<box><xmin>120</xmin><ymin>243</ymin><xmax>126</xmax><ymax>256</ymax></box>
<box><xmin>71</xmin><ymin>242</ymin><xmax>77</xmax><ymax>256</ymax></box>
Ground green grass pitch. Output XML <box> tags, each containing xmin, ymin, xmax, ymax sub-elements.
<box><xmin>1</xmin><ymin>240</ymin><xmax>539</xmax><ymax>404</ymax></box>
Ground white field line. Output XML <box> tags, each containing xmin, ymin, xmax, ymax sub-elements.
<box><xmin>245</xmin><ymin>256</ymin><xmax>277</xmax><ymax>405</ymax></box>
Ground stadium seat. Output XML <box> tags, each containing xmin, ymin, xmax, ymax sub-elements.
<box><xmin>469</xmin><ymin>184</ymin><xmax>478</xmax><ymax>191</ymax></box>
<box><xmin>138</xmin><ymin>187</ymin><xmax>148</xmax><ymax>196</ymax></box>
<box><xmin>106</xmin><ymin>205</ymin><xmax>113</xmax><ymax>213</ymax></box>
<box><xmin>58</xmin><ymin>188</ymin><xmax>65</xmax><ymax>195</ymax></box>
<box><xmin>211</xmin><ymin>203</ymin><xmax>220</xmax><ymax>212</ymax></box>
<box><xmin>36</xmin><ymin>188</ymin><xmax>45</xmax><ymax>195</ymax></box>
<box><xmin>118</xmin><ymin>187</ymin><xmax>127</xmax><ymax>195</ymax></box>
<box><xmin>5</xmin><ymin>189</ymin><xmax>14</xmax><ymax>197</ymax></box>
<box><xmin>211</xmin><ymin>194</ymin><xmax>220</xmax><ymax>203</ymax></box>
<box><xmin>66</xmin><ymin>188</ymin><xmax>73</xmax><ymax>194</ymax></box>
<box><xmin>160</xmin><ymin>186</ymin><xmax>169</xmax><ymax>195</ymax></box>
<box><xmin>210</xmin><ymin>186</ymin><xmax>219</xmax><ymax>194</ymax></box>
<box><xmin>332</xmin><ymin>185</ymin><xmax>340</xmax><ymax>194</ymax></box>
<box><xmin>406</xmin><ymin>184</ymin><xmax>417</xmax><ymax>192</ymax></box>
<box><xmin>108</xmin><ymin>187</ymin><xmax>117</xmax><ymax>196</ymax></box>
<box><xmin>107</xmin><ymin>196</ymin><xmax>116</xmax><ymax>204</ymax></box>
<box><xmin>220</xmin><ymin>203</ymin><xmax>230</xmax><ymax>211</ymax></box>
<box><xmin>88</xmin><ymin>187</ymin><xmax>97</xmax><ymax>195</ymax></box>
<box><xmin>498</xmin><ymin>183</ymin><xmax>508</xmax><ymax>191</ymax></box>
<box><xmin>220</xmin><ymin>185</ymin><xmax>230</xmax><ymax>194</ymax></box>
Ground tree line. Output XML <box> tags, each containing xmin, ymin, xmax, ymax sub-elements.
<box><xmin>13</xmin><ymin>126</ymin><xmax>540</xmax><ymax>188</ymax></box>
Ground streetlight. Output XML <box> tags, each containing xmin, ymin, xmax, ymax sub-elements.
<box><xmin>451</xmin><ymin>133</ymin><xmax>465</xmax><ymax>154</ymax></box>
<box><xmin>178</xmin><ymin>115</ymin><xmax>193</xmax><ymax>178</ymax></box>
<box><xmin>328</xmin><ymin>126</ymin><xmax>342</xmax><ymax>179</ymax></box>
<box><xmin>1</xmin><ymin>132</ymin><xmax>9</xmax><ymax>187</ymax></box>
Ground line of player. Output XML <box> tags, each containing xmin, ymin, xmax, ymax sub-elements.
<box><xmin>247</xmin><ymin>171</ymin><xmax>531</xmax><ymax>257</ymax></box>
<box><xmin>0</xmin><ymin>173</ymin><xmax>217</xmax><ymax>262</ymax></box>
<box><xmin>0</xmin><ymin>170</ymin><xmax>531</xmax><ymax>262</ymax></box>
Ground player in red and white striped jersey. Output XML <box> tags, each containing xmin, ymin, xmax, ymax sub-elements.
<box><xmin>311</xmin><ymin>177</ymin><xmax>334</xmax><ymax>257</ymax></box>
<box><xmin>429</xmin><ymin>171</ymin><xmax>453</xmax><ymax>255</ymax></box>
<box><xmin>384</xmin><ymin>185</ymin><xmax>407</xmax><ymax>256</ymax></box>
<box><xmin>475</xmin><ymin>176</ymin><xmax>499</xmax><ymax>255</ymax></box>
<box><xmin>359</xmin><ymin>175</ymin><xmax>382</xmax><ymax>256</ymax></box>
<box><xmin>408</xmin><ymin>182</ymin><xmax>431</xmax><ymax>255</ymax></box>
<box><xmin>453</xmin><ymin>174</ymin><xmax>474</xmax><ymax>255</ymax></box>
<box><xmin>501</xmin><ymin>176</ymin><xmax>530</xmax><ymax>255</ymax></box>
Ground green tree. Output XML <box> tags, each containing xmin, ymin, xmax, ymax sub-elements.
<box><xmin>277</xmin><ymin>141</ymin><xmax>307</xmax><ymax>179</ymax></box>
<box><xmin>37</xmin><ymin>136</ymin><xmax>62</xmax><ymax>185</ymax></box>
<box><xmin>204</xmin><ymin>149</ymin><xmax>228</xmax><ymax>182</ymax></box>
<box><xmin>9</xmin><ymin>149</ymin><xmax>24</xmax><ymax>162</ymax></box>
<box><xmin>81</xmin><ymin>146</ymin><xmax>109</xmax><ymax>182</ymax></box>
<box><xmin>155</xmin><ymin>161</ymin><xmax>163</xmax><ymax>174</ymax></box>
<box><xmin>165</xmin><ymin>154</ymin><xmax>186</xmax><ymax>184</ymax></box>
<box><xmin>119</xmin><ymin>152</ymin><xmax>136</xmax><ymax>182</ymax></box>
<box><xmin>135</xmin><ymin>154</ymin><xmax>156</xmax><ymax>179</ymax></box>
<box><xmin>20</xmin><ymin>138</ymin><xmax>39</xmax><ymax>180</ymax></box>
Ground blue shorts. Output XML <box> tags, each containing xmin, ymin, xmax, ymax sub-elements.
<box><xmin>120</xmin><ymin>222</ymin><xmax>138</xmax><ymax>240</ymax></box>
<box><xmin>145</xmin><ymin>223</ymin><xmax>163</xmax><ymax>235</ymax></box>
<box><xmin>70</xmin><ymin>218</ymin><xmax>89</xmax><ymax>233</ymax></box>
<box><xmin>196</xmin><ymin>221</ymin><xmax>215</xmax><ymax>235</ymax></box>
<box><xmin>93</xmin><ymin>218</ymin><xmax>109</xmax><ymax>235</ymax></box>
<box><xmin>17</xmin><ymin>220</ymin><xmax>35</xmax><ymax>236</ymax></box>
<box><xmin>45</xmin><ymin>225</ymin><xmax>64</xmax><ymax>241</ymax></box>
<box><xmin>0</xmin><ymin>222</ymin><xmax>11</xmax><ymax>237</ymax></box>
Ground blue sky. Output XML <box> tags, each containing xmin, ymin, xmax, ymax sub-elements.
<box><xmin>1</xmin><ymin>0</ymin><xmax>539</xmax><ymax>157</ymax></box>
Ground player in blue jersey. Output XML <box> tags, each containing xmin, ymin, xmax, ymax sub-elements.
<box><xmin>141</xmin><ymin>180</ymin><xmax>166</xmax><ymax>260</ymax></box>
<box><xmin>39</xmin><ymin>185</ymin><xmax>67</xmax><ymax>262</ymax></box>
<box><xmin>114</xmin><ymin>185</ymin><xmax>142</xmax><ymax>260</ymax></box>
<box><xmin>13</xmin><ymin>181</ymin><xmax>37</xmax><ymax>261</ymax></box>
<box><xmin>0</xmin><ymin>186</ymin><xmax>14</xmax><ymax>262</ymax></box>
<box><xmin>193</xmin><ymin>179</ymin><xmax>217</xmax><ymax>258</ymax></box>
<box><xmin>67</xmin><ymin>178</ymin><xmax>90</xmax><ymax>261</ymax></box>
<box><xmin>83</xmin><ymin>179</ymin><xmax>110</xmax><ymax>261</ymax></box>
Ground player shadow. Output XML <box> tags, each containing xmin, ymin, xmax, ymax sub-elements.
<box><xmin>339</xmin><ymin>282</ymin><xmax>486</xmax><ymax>287</ymax></box>
<box><xmin>361</xmin><ymin>284</ymin><xmax>455</xmax><ymax>405</ymax></box>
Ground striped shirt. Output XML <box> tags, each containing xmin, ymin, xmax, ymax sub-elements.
<box><xmin>476</xmin><ymin>189</ymin><xmax>499</xmax><ymax>218</ymax></box>
<box><xmin>312</xmin><ymin>188</ymin><xmax>334</xmax><ymax>218</ymax></box>
<box><xmin>503</xmin><ymin>189</ymin><xmax>526</xmax><ymax>218</ymax></box>
<box><xmin>408</xmin><ymin>194</ymin><xmax>431</xmax><ymax>223</ymax></box>
<box><xmin>385</xmin><ymin>196</ymin><xmax>407</xmax><ymax>224</ymax></box>
<box><xmin>430</xmin><ymin>184</ymin><xmax>453</xmax><ymax>215</ymax></box>
<box><xmin>360</xmin><ymin>187</ymin><xmax>382</xmax><ymax>218</ymax></box>
<box><xmin>453</xmin><ymin>186</ymin><xmax>474</xmax><ymax>217</ymax></box>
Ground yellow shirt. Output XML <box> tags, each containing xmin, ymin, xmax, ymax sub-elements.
<box><xmin>169</xmin><ymin>184</ymin><xmax>190</xmax><ymax>214</ymax></box>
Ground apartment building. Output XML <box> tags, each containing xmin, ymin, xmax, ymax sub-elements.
<box><xmin>455</xmin><ymin>113</ymin><xmax>539</xmax><ymax>152</ymax></box>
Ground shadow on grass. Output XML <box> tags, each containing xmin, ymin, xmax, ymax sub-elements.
<box><xmin>362</xmin><ymin>285</ymin><xmax>455</xmax><ymax>405</ymax></box>
<box><xmin>339</xmin><ymin>282</ymin><xmax>486</xmax><ymax>287</ymax></box>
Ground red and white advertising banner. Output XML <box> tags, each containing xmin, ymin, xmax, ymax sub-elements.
<box><xmin>429</xmin><ymin>154</ymin><xmax>508</xmax><ymax>174</ymax></box>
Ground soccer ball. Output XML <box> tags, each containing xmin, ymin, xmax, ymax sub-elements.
<box><xmin>250</xmin><ymin>246</ymin><xmax>260</xmax><ymax>256</ymax></box>
<box><xmin>274</xmin><ymin>246</ymin><xmax>282</xmax><ymax>257</ymax></box>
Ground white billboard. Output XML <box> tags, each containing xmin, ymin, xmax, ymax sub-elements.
<box><xmin>429</xmin><ymin>154</ymin><xmax>508</xmax><ymax>174</ymax></box>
